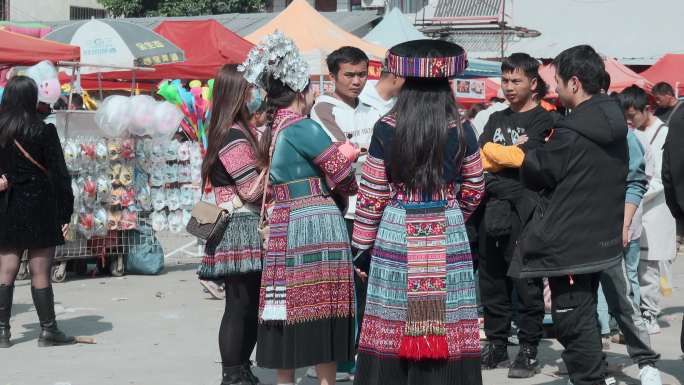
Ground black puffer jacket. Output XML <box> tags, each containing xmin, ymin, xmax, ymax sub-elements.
<box><xmin>508</xmin><ymin>95</ymin><xmax>628</xmax><ymax>278</ymax></box>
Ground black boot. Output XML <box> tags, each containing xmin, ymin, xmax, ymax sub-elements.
<box><xmin>220</xmin><ymin>365</ymin><xmax>249</xmax><ymax>385</ymax></box>
<box><xmin>481</xmin><ymin>342</ymin><xmax>509</xmax><ymax>369</ymax></box>
<box><xmin>220</xmin><ymin>363</ymin><xmax>267</xmax><ymax>385</ymax></box>
<box><xmin>241</xmin><ymin>362</ymin><xmax>266</xmax><ymax>385</ymax></box>
<box><xmin>508</xmin><ymin>344</ymin><xmax>541</xmax><ymax>378</ymax></box>
<box><xmin>0</xmin><ymin>284</ymin><xmax>14</xmax><ymax>348</ymax></box>
<box><xmin>31</xmin><ymin>286</ymin><xmax>75</xmax><ymax>347</ymax></box>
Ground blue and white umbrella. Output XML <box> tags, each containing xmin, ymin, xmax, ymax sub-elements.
<box><xmin>45</xmin><ymin>19</ymin><xmax>185</xmax><ymax>74</ymax></box>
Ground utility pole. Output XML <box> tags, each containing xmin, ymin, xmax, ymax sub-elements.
<box><xmin>500</xmin><ymin>0</ymin><xmax>506</xmax><ymax>59</ymax></box>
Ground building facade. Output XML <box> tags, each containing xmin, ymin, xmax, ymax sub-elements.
<box><xmin>2</xmin><ymin>0</ymin><xmax>106</xmax><ymax>22</ymax></box>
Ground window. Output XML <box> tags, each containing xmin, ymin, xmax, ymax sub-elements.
<box><xmin>0</xmin><ymin>0</ymin><xmax>9</xmax><ymax>21</ymax></box>
<box><xmin>69</xmin><ymin>6</ymin><xmax>106</xmax><ymax>20</ymax></box>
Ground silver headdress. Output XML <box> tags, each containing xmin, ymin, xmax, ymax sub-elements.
<box><xmin>238</xmin><ymin>31</ymin><xmax>310</xmax><ymax>92</ymax></box>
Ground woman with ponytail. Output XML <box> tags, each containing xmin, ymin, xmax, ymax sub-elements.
<box><xmin>199</xmin><ymin>64</ymin><xmax>267</xmax><ymax>385</ymax></box>
<box><xmin>350</xmin><ymin>40</ymin><xmax>485</xmax><ymax>385</ymax></box>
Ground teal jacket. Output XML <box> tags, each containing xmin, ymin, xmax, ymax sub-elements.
<box><xmin>626</xmin><ymin>129</ymin><xmax>648</xmax><ymax>206</ymax></box>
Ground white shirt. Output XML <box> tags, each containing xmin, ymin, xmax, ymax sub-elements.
<box><xmin>311</xmin><ymin>93</ymin><xmax>377</xmax><ymax>220</ymax></box>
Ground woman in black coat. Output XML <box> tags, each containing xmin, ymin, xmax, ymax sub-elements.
<box><xmin>0</xmin><ymin>75</ymin><xmax>75</xmax><ymax>348</ymax></box>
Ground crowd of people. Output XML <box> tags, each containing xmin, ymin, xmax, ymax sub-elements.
<box><xmin>0</xmin><ymin>31</ymin><xmax>682</xmax><ymax>385</ymax></box>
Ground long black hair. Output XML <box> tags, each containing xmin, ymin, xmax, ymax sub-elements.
<box><xmin>0</xmin><ymin>75</ymin><xmax>41</xmax><ymax>147</ymax></box>
<box><xmin>389</xmin><ymin>77</ymin><xmax>463</xmax><ymax>193</ymax></box>
<box><xmin>201</xmin><ymin>64</ymin><xmax>256</xmax><ymax>189</ymax></box>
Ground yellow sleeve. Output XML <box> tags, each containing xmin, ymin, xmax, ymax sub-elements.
<box><xmin>481</xmin><ymin>142</ymin><xmax>525</xmax><ymax>169</ymax></box>
<box><xmin>480</xmin><ymin>149</ymin><xmax>503</xmax><ymax>173</ymax></box>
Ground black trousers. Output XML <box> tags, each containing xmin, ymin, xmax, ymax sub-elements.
<box><xmin>479</xmin><ymin>233</ymin><xmax>545</xmax><ymax>346</ymax></box>
<box><xmin>219</xmin><ymin>272</ymin><xmax>261</xmax><ymax>368</ymax></box>
<box><xmin>549</xmin><ymin>273</ymin><xmax>606</xmax><ymax>385</ymax></box>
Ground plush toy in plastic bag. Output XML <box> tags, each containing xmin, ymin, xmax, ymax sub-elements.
<box><xmin>120</xmin><ymin>188</ymin><xmax>136</xmax><ymax>208</ymax></box>
<box><xmin>93</xmin><ymin>206</ymin><xmax>108</xmax><ymax>237</ymax></box>
<box><xmin>182</xmin><ymin>209</ymin><xmax>192</xmax><ymax>227</ymax></box>
<box><xmin>152</xmin><ymin>188</ymin><xmax>166</xmax><ymax>211</ymax></box>
<box><xmin>129</xmin><ymin>95</ymin><xmax>157</xmax><ymax>136</ymax></box>
<box><xmin>63</xmin><ymin>140</ymin><xmax>80</xmax><ymax>173</ymax></box>
<box><xmin>167</xmin><ymin>188</ymin><xmax>180</xmax><ymax>211</ymax></box>
<box><xmin>150</xmin><ymin>139</ymin><xmax>165</xmax><ymax>162</ymax></box>
<box><xmin>78</xmin><ymin>210</ymin><xmax>95</xmax><ymax>239</ymax></box>
<box><xmin>95</xmin><ymin>140</ymin><xmax>109</xmax><ymax>167</ymax></box>
<box><xmin>164</xmin><ymin>163</ymin><xmax>178</xmax><ymax>185</ymax></box>
<box><xmin>151</xmin><ymin>210</ymin><xmax>168</xmax><ymax>232</ymax></box>
<box><xmin>178</xmin><ymin>164</ymin><xmax>192</xmax><ymax>184</ymax></box>
<box><xmin>71</xmin><ymin>179</ymin><xmax>82</xmax><ymax>211</ymax></box>
<box><xmin>121</xmin><ymin>138</ymin><xmax>136</xmax><ymax>160</ymax></box>
<box><xmin>118</xmin><ymin>164</ymin><xmax>134</xmax><ymax>187</ymax></box>
<box><xmin>137</xmin><ymin>185</ymin><xmax>152</xmax><ymax>211</ymax></box>
<box><xmin>95</xmin><ymin>95</ymin><xmax>132</xmax><ymax>138</ymax></box>
<box><xmin>168</xmin><ymin>210</ymin><xmax>184</xmax><ymax>233</ymax></box>
<box><xmin>178</xmin><ymin>141</ymin><xmax>191</xmax><ymax>162</ymax></box>
<box><xmin>108</xmin><ymin>139</ymin><xmax>122</xmax><ymax>161</ymax></box>
<box><xmin>120</xmin><ymin>210</ymin><xmax>138</xmax><ymax>230</ymax></box>
<box><xmin>25</xmin><ymin>60</ymin><xmax>60</xmax><ymax>105</ymax></box>
<box><xmin>180</xmin><ymin>185</ymin><xmax>196</xmax><ymax>210</ymax></box>
<box><xmin>96</xmin><ymin>175</ymin><xmax>110</xmax><ymax>204</ymax></box>
<box><xmin>165</xmin><ymin>140</ymin><xmax>179</xmax><ymax>162</ymax></box>
<box><xmin>82</xmin><ymin>176</ymin><xmax>97</xmax><ymax>208</ymax></box>
<box><xmin>107</xmin><ymin>209</ymin><xmax>121</xmax><ymax>231</ymax></box>
<box><xmin>152</xmin><ymin>101</ymin><xmax>184</xmax><ymax>138</ymax></box>
<box><xmin>149</xmin><ymin>163</ymin><xmax>165</xmax><ymax>187</ymax></box>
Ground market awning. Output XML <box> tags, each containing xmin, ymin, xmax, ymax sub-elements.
<box><xmin>540</xmin><ymin>57</ymin><xmax>652</xmax><ymax>98</ymax></box>
<box><xmin>0</xmin><ymin>28</ymin><xmax>79</xmax><ymax>66</ymax></box>
<box><xmin>641</xmin><ymin>54</ymin><xmax>684</xmax><ymax>97</ymax></box>
<box><xmin>246</xmin><ymin>0</ymin><xmax>387</xmax><ymax>65</ymax></box>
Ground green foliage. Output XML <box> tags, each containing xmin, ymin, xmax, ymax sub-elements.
<box><xmin>98</xmin><ymin>0</ymin><xmax>266</xmax><ymax>17</ymax></box>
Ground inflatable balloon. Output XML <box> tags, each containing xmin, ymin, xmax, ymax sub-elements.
<box><xmin>129</xmin><ymin>94</ymin><xmax>157</xmax><ymax>136</ymax></box>
<box><xmin>188</xmin><ymin>79</ymin><xmax>202</xmax><ymax>89</ymax></box>
<box><xmin>94</xmin><ymin>95</ymin><xmax>132</xmax><ymax>138</ymax></box>
<box><xmin>157</xmin><ymin>80</ymin><xmax>182</xmax><ymax>106</ymax></box>
<box><xmin>152</xmin><ymin>101</ymin><xmax>184</xmax><ymax>138</ymax></box>
<box><xmin>25</xmin><ymin>60</ymin><xmax>60</xmax><ymax>104</ymax></box>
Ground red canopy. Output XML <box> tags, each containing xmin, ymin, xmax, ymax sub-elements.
<box><xmin>641</xmin><ymin>54</ymin><xmax>684</xmax><ymax>97</ymax></box>
<box><xmin>80</xmin><ymin>20</ymin><xmax>254</xmax><ymax>88</ymax></box>
<box><xmin>0</xmin><ymin>28</ymin><xmax>79</xmax><ymax>65</ymax></box>
<box><xmin>541</xmin><ymin>57</ymin><xmax>652</xmax><ymax>98</ymax></box>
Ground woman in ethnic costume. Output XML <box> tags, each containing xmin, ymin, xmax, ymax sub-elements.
<box><xmin>351</xmin><ymin>40</ymin><xmax>485</xmax><ymax>385</ymax></box>
<box><xmin>198</xmin><ymin>64</ymin><xmax>266</xmax><ymax>385</ymax></box>
<box><xmin>239</xmin><ymin>32</ymin><xmax>359</xmax><ymax>385</ymax></box>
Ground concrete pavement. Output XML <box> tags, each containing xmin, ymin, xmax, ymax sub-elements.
<box><xmin>1</xmin><ymin>238</ymin><xmax>682</xmax><ymax>385</ymax></box>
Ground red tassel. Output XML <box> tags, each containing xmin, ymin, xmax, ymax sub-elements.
<box><xmin>399</xmin><ymin>335</ymin><xmax>449</xmax><ymax>360</ymax></box>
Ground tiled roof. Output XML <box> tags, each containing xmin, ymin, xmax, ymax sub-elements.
<box><xmin>428</xmin><ymin>0</ymin><xmax>503</xmax><ymax>21</ymax></box>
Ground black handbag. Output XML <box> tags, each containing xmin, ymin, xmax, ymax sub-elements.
<box><xmin>484</xmin><ymin>198</ymin><xmax>513</xmax><ymax>238</ymax></box>
<box><xmin>186</xmin><ymin>201</ymin><xmax>231</xmax><ymax>249</ymax></box>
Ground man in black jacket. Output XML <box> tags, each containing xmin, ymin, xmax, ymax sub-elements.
<box><xmin>477</xmin><ymin>53</ymin><xmax>550</xmax><ymax>378</ymax></box>
<box><xmin>662</xmin><ymin>102</ymin><xmax>684</xmax><ymax>354</ymax></box>
<box><xmin>510</xmin><ymin>45</ymin><xmax>628</xmax><ymax>385</ymax></box>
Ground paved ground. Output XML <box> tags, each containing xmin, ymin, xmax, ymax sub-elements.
<box><xmin>1</xmin><ymin>236</ymin><xmax>683</xmax><ymax>385</ymax></box>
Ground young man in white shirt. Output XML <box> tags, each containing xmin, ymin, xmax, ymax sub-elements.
<box><xmin>310</xmin><ymin>46</ymin><xmax>372</xmax><ymax>382</ymax></box>
<box><xmin>359</xmin><ymin>70</ymin><xmax>405</xmax><ymax>121</ymax></box>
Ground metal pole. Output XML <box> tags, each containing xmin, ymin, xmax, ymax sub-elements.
<box><xmin>501</xmin><ymin>0</ymin><xmax>506</xmax><ymax>59</ymax></box>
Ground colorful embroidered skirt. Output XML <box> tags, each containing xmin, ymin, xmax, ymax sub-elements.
<box><xmin>355</xmin><ymin>201</ymin><xmax>482</xmax><ymax>385</ymax></box>
<box><xmin>257</xmin><ymin>179</ymin><xmax>355</xmax><ymax>369</ymax></box>
<box><xmin>198</xmin><ymin>211</ymin><xmax>262</xmax><ymax>279</ymax></box>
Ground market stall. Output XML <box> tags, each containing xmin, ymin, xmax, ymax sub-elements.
<box><xmin>641</xmin><ymin>54</ymin><xmax>684</xmax><ymax>97</ymax></box>
<box><xmin>540</xmin><ymin>57</ymin><xmax>652</xmax><ymax>98</ymax></box>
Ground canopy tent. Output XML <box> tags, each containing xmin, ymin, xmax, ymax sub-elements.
<box><xmin>364</xmin><ymin>8</ymin><xmax>426</xmax><ymax>49</ymax></box>
<box><xmin>0</xmin><ymin>28</ymin><xmax>79</xmax><ymax>66</ymax></box>
<box><xmin>0</xmin><ymin>21</ymin><xmax>52</xmax><ymax>38</ymax></box>
<box><xmin>504</xmin><ymin>0</ymin><xmax>684</xmax><ymax>64</ymax></box>
<box><xmin>246</xmin><ymin>0</ymin><xmax>387</xmax><ymax>71</ymax></box>
<box><xmin>77</xmin><ymin>20</ymin><xmax>253</xmax><ymax>89</ymax></box>
<box><xmin>641</xmin><ymin>54</ymin><xmax>684</xmax><ymax>97</ymax></box>
<box><xmin>540</xmin><ymin>57</ymin><xmax>652</xmax><ymax>98</ymax></box>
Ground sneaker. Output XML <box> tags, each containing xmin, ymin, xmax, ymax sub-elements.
<box><xmin>601</xmin><ymin>335</ymin><xmax>611</xmax><ymax>350</ymax></box>
<box><xmin>508</xmin><ymin>344</ymin><xmax>541</xmax><ymax>378</ymax></box>
<box><xmin>200</xmin><ymin>280</ymin><xmax>225</xmax><ymax>300</ymax></box>
<box><xmin>644</xmin><ymin>315</ymin><xmax>661</xmax><ymax>335</ymax></box>
<box><xmin>639</xmin><ymin>365</ymin><xmax>662</xmax><ymax>385</ymax></box>
<box><xmin>481</xmin><ymin>343</ymin><xmax>509</xmax><ymax>369</ymax></box>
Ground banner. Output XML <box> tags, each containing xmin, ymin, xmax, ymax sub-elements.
<box><xmin>453</xmin><ymin>78</ymin><xmax>486</xmax><ymax>100</ymax></box>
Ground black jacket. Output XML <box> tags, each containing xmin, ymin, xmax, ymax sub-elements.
<box><xmin>663</xmin><ymin>106</ymin><xmax>684</xmax><ymax>220</ymax></box>
<box><xmin>477</xmin><ymin>106</ymin><xmax>553</xmax><ymax>259</ymax></box>
<box><xmin>508</xmin><ymin>95</ymin><xmax>628</xmax><ymax>278</ymax></box>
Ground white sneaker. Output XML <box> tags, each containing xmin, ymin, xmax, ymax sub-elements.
<box><xmin>645</xmin><ymin>315</ymin><xmax>661</xmax><ymax>335</ymax></box>
<box><xmin>639</xmin><ymin>365</ymin><xmax>662</xmax><ymax>385</ymax></box>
